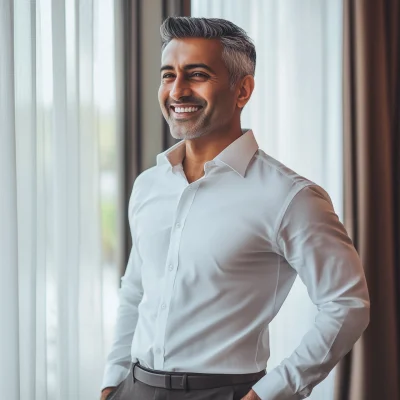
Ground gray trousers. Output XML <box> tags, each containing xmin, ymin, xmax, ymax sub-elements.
<box><xmin>107</xmin><ymin>365</ymin><xmax>264</xmax><ymax>400</ymax></box>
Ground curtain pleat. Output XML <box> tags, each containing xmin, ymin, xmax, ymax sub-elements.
<box><xmin>14</xmin><ymin>0</ymin><xmax>38</xmax><ymax>396</ymax></box>
<box><xmin>0</xmin><ymin>1</ymin><xmax>20</xmax><ymax>399</ymax></box>
<box><xmin>35</xmin><ymin>3</ymin><xmax>48</xmax><ymax>398</ymax></box>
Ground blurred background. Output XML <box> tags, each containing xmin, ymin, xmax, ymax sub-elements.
<box><xmin>0</xmin><ymin>0</ymin><xmax>399</xmax><ymax>399</ymax></box>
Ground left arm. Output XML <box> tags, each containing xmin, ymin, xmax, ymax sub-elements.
<box><xmin>247</xmin><ymin>184</ymin><xmax>370</xmax><ymax>400</ymax></box>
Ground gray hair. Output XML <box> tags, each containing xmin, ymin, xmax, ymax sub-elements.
<box><xmin>160</xmin><ymin>17</ymin><xmax>256</xmax><ymax>90</ymax></box>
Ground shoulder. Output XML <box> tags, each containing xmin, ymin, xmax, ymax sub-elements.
<box><xmin>252</xmin><ymin>149</ymin><xmax>331</xmax><ymax>204</ymax></box>
<box><xmin>250</xmin><ymin>150</ymin><xmax>334</xmax><ymax>232</ymax></box>
<box><xmin>128</xmin><ymin>165</ymin><xmax>160</xmax><ymax>213</ymax></box>
<box><xmin>254</xmin><ymin>150</ymin><xmax>311</xmax><ymax>186</ymax></box>
<box><xmin>134</xmin><ymin>165</ymin><xmax>159</xmax><ymax>188</ymax></box>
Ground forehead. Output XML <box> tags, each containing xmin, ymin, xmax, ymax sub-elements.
<box><xmin>161</xmin><ymin>38</ymin><xmax>225</xmax><ymax>71</ymax></box>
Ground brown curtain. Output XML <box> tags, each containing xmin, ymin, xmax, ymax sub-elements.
<box><xmin>121</xmin><ymin>0</ymin><xmax>191</xmax><ymax>274</ymax></box>
<box><xmin>335</xmin><ymin>1</ymin><xmax>400</xmax><ymax>399</ymax></box>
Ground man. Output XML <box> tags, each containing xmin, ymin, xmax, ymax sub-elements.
<box><xmin>100</xmin><ymin>16</ymin><xmax>370</xmax><ymax>400</ymax></box>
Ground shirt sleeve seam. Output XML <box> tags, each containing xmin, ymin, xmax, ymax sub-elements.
<box><xmin>273</xmin><ymin>182</ymin><xmax>315</xmax><ymax>249</ymax></box>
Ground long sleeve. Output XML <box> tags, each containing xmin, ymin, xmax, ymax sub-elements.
<box><xmin>101</xmin><ymin>181</ymin><xmax>144</xmax><ymax>390</ymax></box>
<box><xmin>252</xmin><ymin>184</ymin><xmax>370</xmax><ymax>400</ymax></box>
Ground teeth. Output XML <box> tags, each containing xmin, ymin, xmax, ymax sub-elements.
<box><xmin>175</xmin><ymin>107</ymin><xmax>200</xmax><ymax>113</ymax></box>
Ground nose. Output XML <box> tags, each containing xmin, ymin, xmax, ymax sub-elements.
<box><xmin>169</xmin><ymin>75</ymin><xmax>192</xmax><ymax>101</ymax></box>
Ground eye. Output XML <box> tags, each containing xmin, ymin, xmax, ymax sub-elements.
<box><xmin>161</xmin><ymin>72</ymin><xmax>209</xmax><ymax>80</ymax></box>
<box><xmin>192</xmin><ymin>72</ymin><xmax>208</xmax><ymax>78</ymax></box>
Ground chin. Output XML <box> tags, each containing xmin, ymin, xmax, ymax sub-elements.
<box><xmin>169</xmin><ymin>126</ymin><xmax>202</xmax><ymax>140</ymax></box>
<box><xmin>170</xmin><ymin>123</ymin><xmax>213</xmax><ymax>140</ymax></box>
<box><xmin>171</xmin><ymin>131</ymin><xmax>199</xmax><ymax>140</ymax></box>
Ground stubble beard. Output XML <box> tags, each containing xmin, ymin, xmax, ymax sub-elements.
<box><xmin>168</xmin><ymin>112</ymin><xmax>212</xmax><ymax>140</ymax></box>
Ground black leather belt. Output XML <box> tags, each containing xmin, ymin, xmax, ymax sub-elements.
<box><xmin>132</xmin><ymin>362</ymin><xmax>266</xmax><ymax>390</ymax></box>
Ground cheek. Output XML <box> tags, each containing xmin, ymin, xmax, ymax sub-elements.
<box><xmin>222</xmin><ymin>92</ymin><xmax>237</xmax><ymax>112</ymax></box>
<box><xmin>158</xmin><ymin>86</ymin><xmax>167</xmax><ymax>105</ymax></box>
<box><xmin>212</xmin><ymin>93</ymin><xmax>236</xmax><ymax>114</ymax></box>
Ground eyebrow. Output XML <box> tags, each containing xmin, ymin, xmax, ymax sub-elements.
<box><xmin>160</xmin><ymin>63</ymin><xmax>216</xmax><ymax>74</ymax></box>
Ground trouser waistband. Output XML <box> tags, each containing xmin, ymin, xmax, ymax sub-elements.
<box><xmin>132</xmin><ymin>361</ymin><xmax>266</xmax><ymax>390</ymax></box>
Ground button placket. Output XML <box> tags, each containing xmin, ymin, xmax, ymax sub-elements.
<box><xmin>153</xmin><ymin>186</ymin><xmax>197</xmax><ymax>370</ymax></box>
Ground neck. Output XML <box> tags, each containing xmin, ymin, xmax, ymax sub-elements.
<box><xmin>183</xmin><ymin>125</ymin><xmax>243</xmax><ymax>171</ymax></box>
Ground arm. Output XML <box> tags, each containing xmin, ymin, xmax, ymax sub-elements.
<box><xmin>100</xmin><ymin>181</ymin><xmax>144</xmax><ymax>391</ymax></box>
<box><xmin>251</xmin><ymin>184</ymin><xmax>370</xmax><ymax>400</ymax></box>
<box><xmin>100</xmin><ymin>387</ymin><xmax>117</xmax><ymax>400</ymax></box>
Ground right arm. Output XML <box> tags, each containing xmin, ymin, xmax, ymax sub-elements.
<box><xmin>100</xmin><ymin>181</ymin><xmax>144</xmax><ymax>392</ymax></box>
<box><xmin>100</xmin><ymin>387</ymin><xmax>117</xmax><ymax>400</ymax></box>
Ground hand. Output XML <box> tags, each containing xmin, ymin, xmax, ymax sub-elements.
<box><xmin>241</xmin><ymin>388</ymin><xmax>261</xmax><ymax>400</ymax></box>
<box><xmin>100</xmin><ymin>386</ymin><xmax>117</xmax><ymax>400</ymax></box>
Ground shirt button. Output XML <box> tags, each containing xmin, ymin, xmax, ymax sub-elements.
<box><xmin>176</xmin><ymin>222</ymin><xmax>181</xmax><ymax>228</ymax></box>
<box><xmin>168</xmin><ymin>264</ymin><xmax>174</xmax><ymax>271</ymax></box>
<box><xmin>161</xmin><ymin>303</ymin><xmax>166</xmax><ymax>309</ymax></box>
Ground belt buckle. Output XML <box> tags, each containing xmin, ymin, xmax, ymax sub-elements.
<box><xmin>164</xmin><ymin>373</ymin><xmax>172</xmax><ymax>389</ymax></box>
<box><xmin>164</xmin><ymin>372</ymin><xmax>188</xmax><ymax>391</ymax></box>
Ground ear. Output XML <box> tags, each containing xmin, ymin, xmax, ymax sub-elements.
<box><xmin>236</xmin><ymin>75</ymin><xmax>255</xmax><ymax>109</ymax></box>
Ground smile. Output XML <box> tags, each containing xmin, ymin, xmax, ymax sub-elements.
<box><xmin>170</xmin><ymin>105</ymin><xmax>203</xmax><ymax>119</ymax></box>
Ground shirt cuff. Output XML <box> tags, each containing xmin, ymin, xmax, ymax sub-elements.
<box><xmin>100</xmin><ymin>364</ymin><xmax>130</xmax><ymax>391</ymax></box>
<box><xmin>251</xmin><ymin>367</ymin><xmax>310</xmax><ymax>400</ymax></box>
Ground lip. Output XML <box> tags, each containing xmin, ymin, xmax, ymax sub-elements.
<box><xmin>170</xmin><ymin>105</ymin><xmax>203</xmax><ymax>119</ymax></box>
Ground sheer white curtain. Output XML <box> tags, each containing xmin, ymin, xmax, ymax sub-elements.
<box><xmin>0</xmin><ymin>1</ymin><xmax>123</xmax><ymax>399</ymax></box>
<box><xmin>192</xmin><ymin>1</ymin><xmax>343</xmax><ymax>399</ymax></box>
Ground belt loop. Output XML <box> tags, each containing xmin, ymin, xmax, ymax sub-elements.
<box><xmin>181</xmin><ymin>373</ymin><xmax>188</xmax><ymax>391</ymax></box>
<box><xmin>132</xmin><ymin>361</ymin><xmax>139</xmax><ymax>383</ymax></box>
<box><xmin>164</xmin><ymin>373</ymin><xmax>172</xmax><ymax>389</ymax></box>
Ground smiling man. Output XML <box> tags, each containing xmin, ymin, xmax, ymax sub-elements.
<box><xmin>100</xmin><ymin>17</ymin><xmax>370</xmax><ymax>400</ymax></box>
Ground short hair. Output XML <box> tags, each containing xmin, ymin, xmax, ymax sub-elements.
<box><xmin>160</xmin><ymin>17</ymin><xmax>256</xmax><ymax>90</ymax></box>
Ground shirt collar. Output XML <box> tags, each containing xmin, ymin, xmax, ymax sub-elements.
<box><xmin>156</xmin><ymin>128</ymin><xmax>259</xmax><ymax>178</ymax></box>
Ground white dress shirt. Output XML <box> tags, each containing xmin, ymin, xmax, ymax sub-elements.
<box><xmin>101</xmin><ymin>128</ymin><xmax>370</xmax><ymax>400</ymax></box>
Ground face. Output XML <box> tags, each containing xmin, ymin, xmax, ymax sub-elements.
<box><xmin>158</xmin><ymin>37</ymin><xmax>240</xmax><ymax>140</ymax></box>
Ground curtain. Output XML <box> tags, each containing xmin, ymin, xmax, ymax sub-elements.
<box><xmin>0</xmin><ymin>0</ymin><xmax>124</xmax><ymax>399</ymax></box>
<box><xmin>191</xmin><ymin>1</ymin><xmax>343</xmax><ymax>399</ymax></box>
<box><xmin>335</xmin><ymin>1</ymin><xmax>400</xmax><ymax>399</ymax></box>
